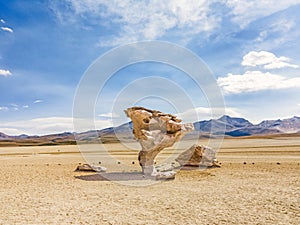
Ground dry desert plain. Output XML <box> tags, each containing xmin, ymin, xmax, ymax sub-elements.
<box><xmin>0</xmin><ymin>136</ymin><xmax>299</xmax><ymax>224</ymax></box>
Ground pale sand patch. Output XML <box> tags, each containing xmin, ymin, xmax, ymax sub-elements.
<box><xmin>0</xmin><ymin>138</ymin><xmax>299</xmax><ymax>224</ymax></box>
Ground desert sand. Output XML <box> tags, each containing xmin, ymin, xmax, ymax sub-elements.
<box><xmin>0</xmin><ymin>137</ymin><xmax>299</xmax><ymax>224</ymax></box>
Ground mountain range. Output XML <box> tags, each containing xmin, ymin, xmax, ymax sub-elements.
<box><xmin>196</xmin><ymin>115</ymin><xmax>300</xmax><ymax>136</ymax></box>
<box><xmin>1</xmin><ymin>115</ymin><xmax>300</xmax><ymax>146</ymax></box>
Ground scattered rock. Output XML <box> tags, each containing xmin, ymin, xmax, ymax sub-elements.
<box><xmin>75</xmin><ymin>163</ymin><xmax>106</xmax><ymax>172</ymax></box>
<box><xmin>155</xmin><ymin>171</ymin><xmax>176</xmax><ymax>180</ymax></box>
<box><xmin>155</xmin><ymin>163</ymin><xmax>180</xmax><ymax>172</ymax></box>
<box><xmin>175</xmin><ymin>144</ymin><xmax>221</xmax><ymax>168</ymax></box>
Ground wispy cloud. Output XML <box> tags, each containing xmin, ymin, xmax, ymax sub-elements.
<box><xmin>218</xmin><ymin>70</ymin><xmax>300</xmax><ymax>94</ymax></box>
<box><xmin>0</xmin><ymin>19</ymin><xmax>5</xmax><ymax>24</ymax></box>
<box><xmin>1</xmin><ymin>27</ymin><xmax>13</xmax><ymax>33</ymax></box>
<box><xmin>53</xmin><ymin>0</ymin><xmax>218</xmax><ymax>46</ymax></box>
<box><xmin>224</xmin><ymin>0</ymin><xmax>300</xmax><ymax>27</ymax></box>
<box><xmin>0</xmin><ymin>117</ymin><xmax>112</xmax><ymax>135</ymax></box>
<box><xmin>255</xmin><ymin>18</ymin><xmax>296</xmax><ymax>43</ymax></box>
<box><xmin>242</xmin><ymin>51</ymin><xmax>299</xmax><ymax>69</ymax></box>
<box><xmin>0</xmin><ymin>103</ymin><xmax>37</xmax><ymax>112</ymax></box>
<box><xmin>51</xmin><ymin>1</ymin><xmax>300</xmax><ymax>47</ymax></box>
<box><xmin>177</xmin><ymin>107</ymin><xmax>241</xmax><ymax>123</ymax></box>
<box><xmin>0</xmin><ymin>69</ymin><xmax>12</xmax><ymax>76</ymax></box>
<box><xmin>10</xmin><ymin>103</ymin><xmax>19</xmax><ymax>111</ymax></box>
<box><xmin>33</xmin><ymin>99</ymin><xmax>43</xmax><ymax>104</ymax></box>
<box><xmin>0</xmin><ymin>106</ymin><xmax>9</xmax><ymax>111</ymax></box>
<box><xmin>97</xmin><ymin>112</ymin><xmax>119</xmax><ymax>120</ymax></box>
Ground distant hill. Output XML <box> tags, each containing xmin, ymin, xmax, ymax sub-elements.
<box><xmin>193</xmin><ymin>115</ymin><xmax>253</xmax><ymax>133</ymax></box>
<box><xmin>1</xmin><ymin>116</ymin><xmax>300</xmax><ymax>146</ymax></box>
<box><xmin>223</xmin><ymin>116</ymin><xmax>300</xmax><ymax>136</ymax></box>
<box><xmin>0</xmin><ymin>132</ymin><xmax>9</xmax><ymax>139</ymax></box>
<box><xmin>256</xmin><ymin>116</ymin><xmax>300</xmax><ymax>133</ymax></box>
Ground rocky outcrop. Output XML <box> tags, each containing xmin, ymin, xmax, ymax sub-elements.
<box><xmin>176</xmin><ymin>144</ymin><xmax>220</xmax><ymax>167</ymax></box>
<box><xmin>125</xmin><ymin>107</ymin><xmax>194</xmax><ymax>178</ymax></box>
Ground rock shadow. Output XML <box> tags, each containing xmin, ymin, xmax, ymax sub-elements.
<box><xmin>75</xmin><ymin>172</ymin><xmax>156</xmax><ymax>181</ymax></box>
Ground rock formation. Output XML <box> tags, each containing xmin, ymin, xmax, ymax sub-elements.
<box><xmin>176</xmin><ymin>144</ymin><xmax>220</xmax><ymax>167</ymax></box>
<box><xmin>125</xmin><ymin>107</ymin><xmax>194</xmax><ymax>178</ymax></box>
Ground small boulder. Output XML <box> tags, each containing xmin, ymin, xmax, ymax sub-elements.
<box><xmin>155</xmin><ymin>171</ymin><xmax>176</xmax><ymax>180</ymax></box>
<box><xmin>175</xmin><ymin>144</ymin><xmax>220</xmax><ymax>168</ymax></box>
<box><xmin>75</xmin><ymin>163</ymin><xmax>107</xmax><ymax>172</ymax></box>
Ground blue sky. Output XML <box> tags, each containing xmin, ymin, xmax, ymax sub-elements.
<box><xmin>1</xmin><ymin>0</ymin><xmax>300</xmax><ymax>135</ymax></box>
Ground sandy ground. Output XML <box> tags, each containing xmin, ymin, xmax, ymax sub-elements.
<box><xmin>0</xmin><ymin>138</ymin><xmax>299</xmax><ymax>224</ymax></box>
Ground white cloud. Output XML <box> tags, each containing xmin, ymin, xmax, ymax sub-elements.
<box><xmin>51</xmin><ymin>0</ymin><xmax>300</xmax><ymax>46</ymax></box>
<box><xmin>0</xmin><ymin>69</ymin><xmax>12</xmax><ymax>76</ymax></box>
<box><xmin>224</xmin><ymin>0</ymin><xmax>300</xmax><ymax>27</ymax></box>
<box><xmin>1</xmin><ymin>26</ymin><xmax>13</xmax><ymax>33</ymax></box>
<box><xmin>33</xmin><ymin>99</ymin><xmax>43</xmax><ymax>104</ymax></box>
<box><xmin>218</xmin><ymin>70</ymin><xmax>300</xmax><ymax>94</ymax></box>
<box><xmin>0</xmin><ymin>128</ymin><xmax>22</xmax><ymax>135</ymax></box>
<box><xmin>97</xmin><ymin>112</ymin><xmax>119</xmax><ymax>120</ymax></box>
<box><xmin>0</xmin><ymin>106</ymin><xmax>9</xmax><ymax>111</ymax></box>
<box><xmin>242</xmin><ymin>51</ymin><xmax>299</xmax><ymax>69</ymax></box>
<box><xmin>0</xmin><ymin>104</ymin><xmax>31</xmax><ymax>111</ymax></box>
<box><xmin>0</xmin><ymin>19</ymin><xmax>5</xmax><ymax>24</ymax></box>
<box><xmin>176</xmin><ymin>107</ymin><xmax>241</xmax><ymax>123</ymax></box>
<box><xmin>0</xmin><ymin>117</ymin><xmax>113</xmax><ymax>135</ymax></box>
<box><xmin>7</xmin><ymin>103</ymin><xmax>19</xmax><ymax>111</ymax></box>
<box><xmin>54</xmin><ymin>0</ymin><xmax>218</xmax><ymax>46</ymax></box>
<box><xmin>7</xmin><ymin>103</ymin><xmax>18</xmax><ymax>111</ymax></box>
<box><xmin>256</xmin><ymin>18</ymin><xmax>295</xmax><ymax>43</ymax></box>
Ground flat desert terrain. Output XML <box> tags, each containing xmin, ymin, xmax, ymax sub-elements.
<box><xmin>0</xmin><ymin>137</ymin><xmax>299</xmax><ymax>224</ymax></box>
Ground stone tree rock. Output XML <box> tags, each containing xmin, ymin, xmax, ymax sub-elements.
<box><xmin>125</xmin><ymin>107</ymin><xmax>194</xmax><ymax>177</ymax></box>
<box><xmin>175</xmin><ymin>144</ymin><xmax>220</xmax><ymax>167</ymax></box>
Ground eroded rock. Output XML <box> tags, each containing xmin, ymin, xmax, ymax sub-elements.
<box><xmin>125</xmin><ymin>107</ymin><xmax>194</xmax><ymax>176</ymax></box>
<box><xmin>176</xmin><ymin>144</ymin><xmax>220</xmax><ymax>167</ymax></box>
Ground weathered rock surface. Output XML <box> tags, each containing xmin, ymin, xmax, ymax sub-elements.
<box><xmin>125</xmin><ymin>107</ymin><xmax>194</xmax><ymax>177</ymax></box>
<box><xmin>176</xmin><ymin>144</ymin><xmax>220</xmax><ymax>167</ymax></box>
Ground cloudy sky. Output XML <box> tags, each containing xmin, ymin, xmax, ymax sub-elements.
<box><xmin>1</xmin><ymin>0</ymin><xmax>300</xmax><ymax>135</ymax></box>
